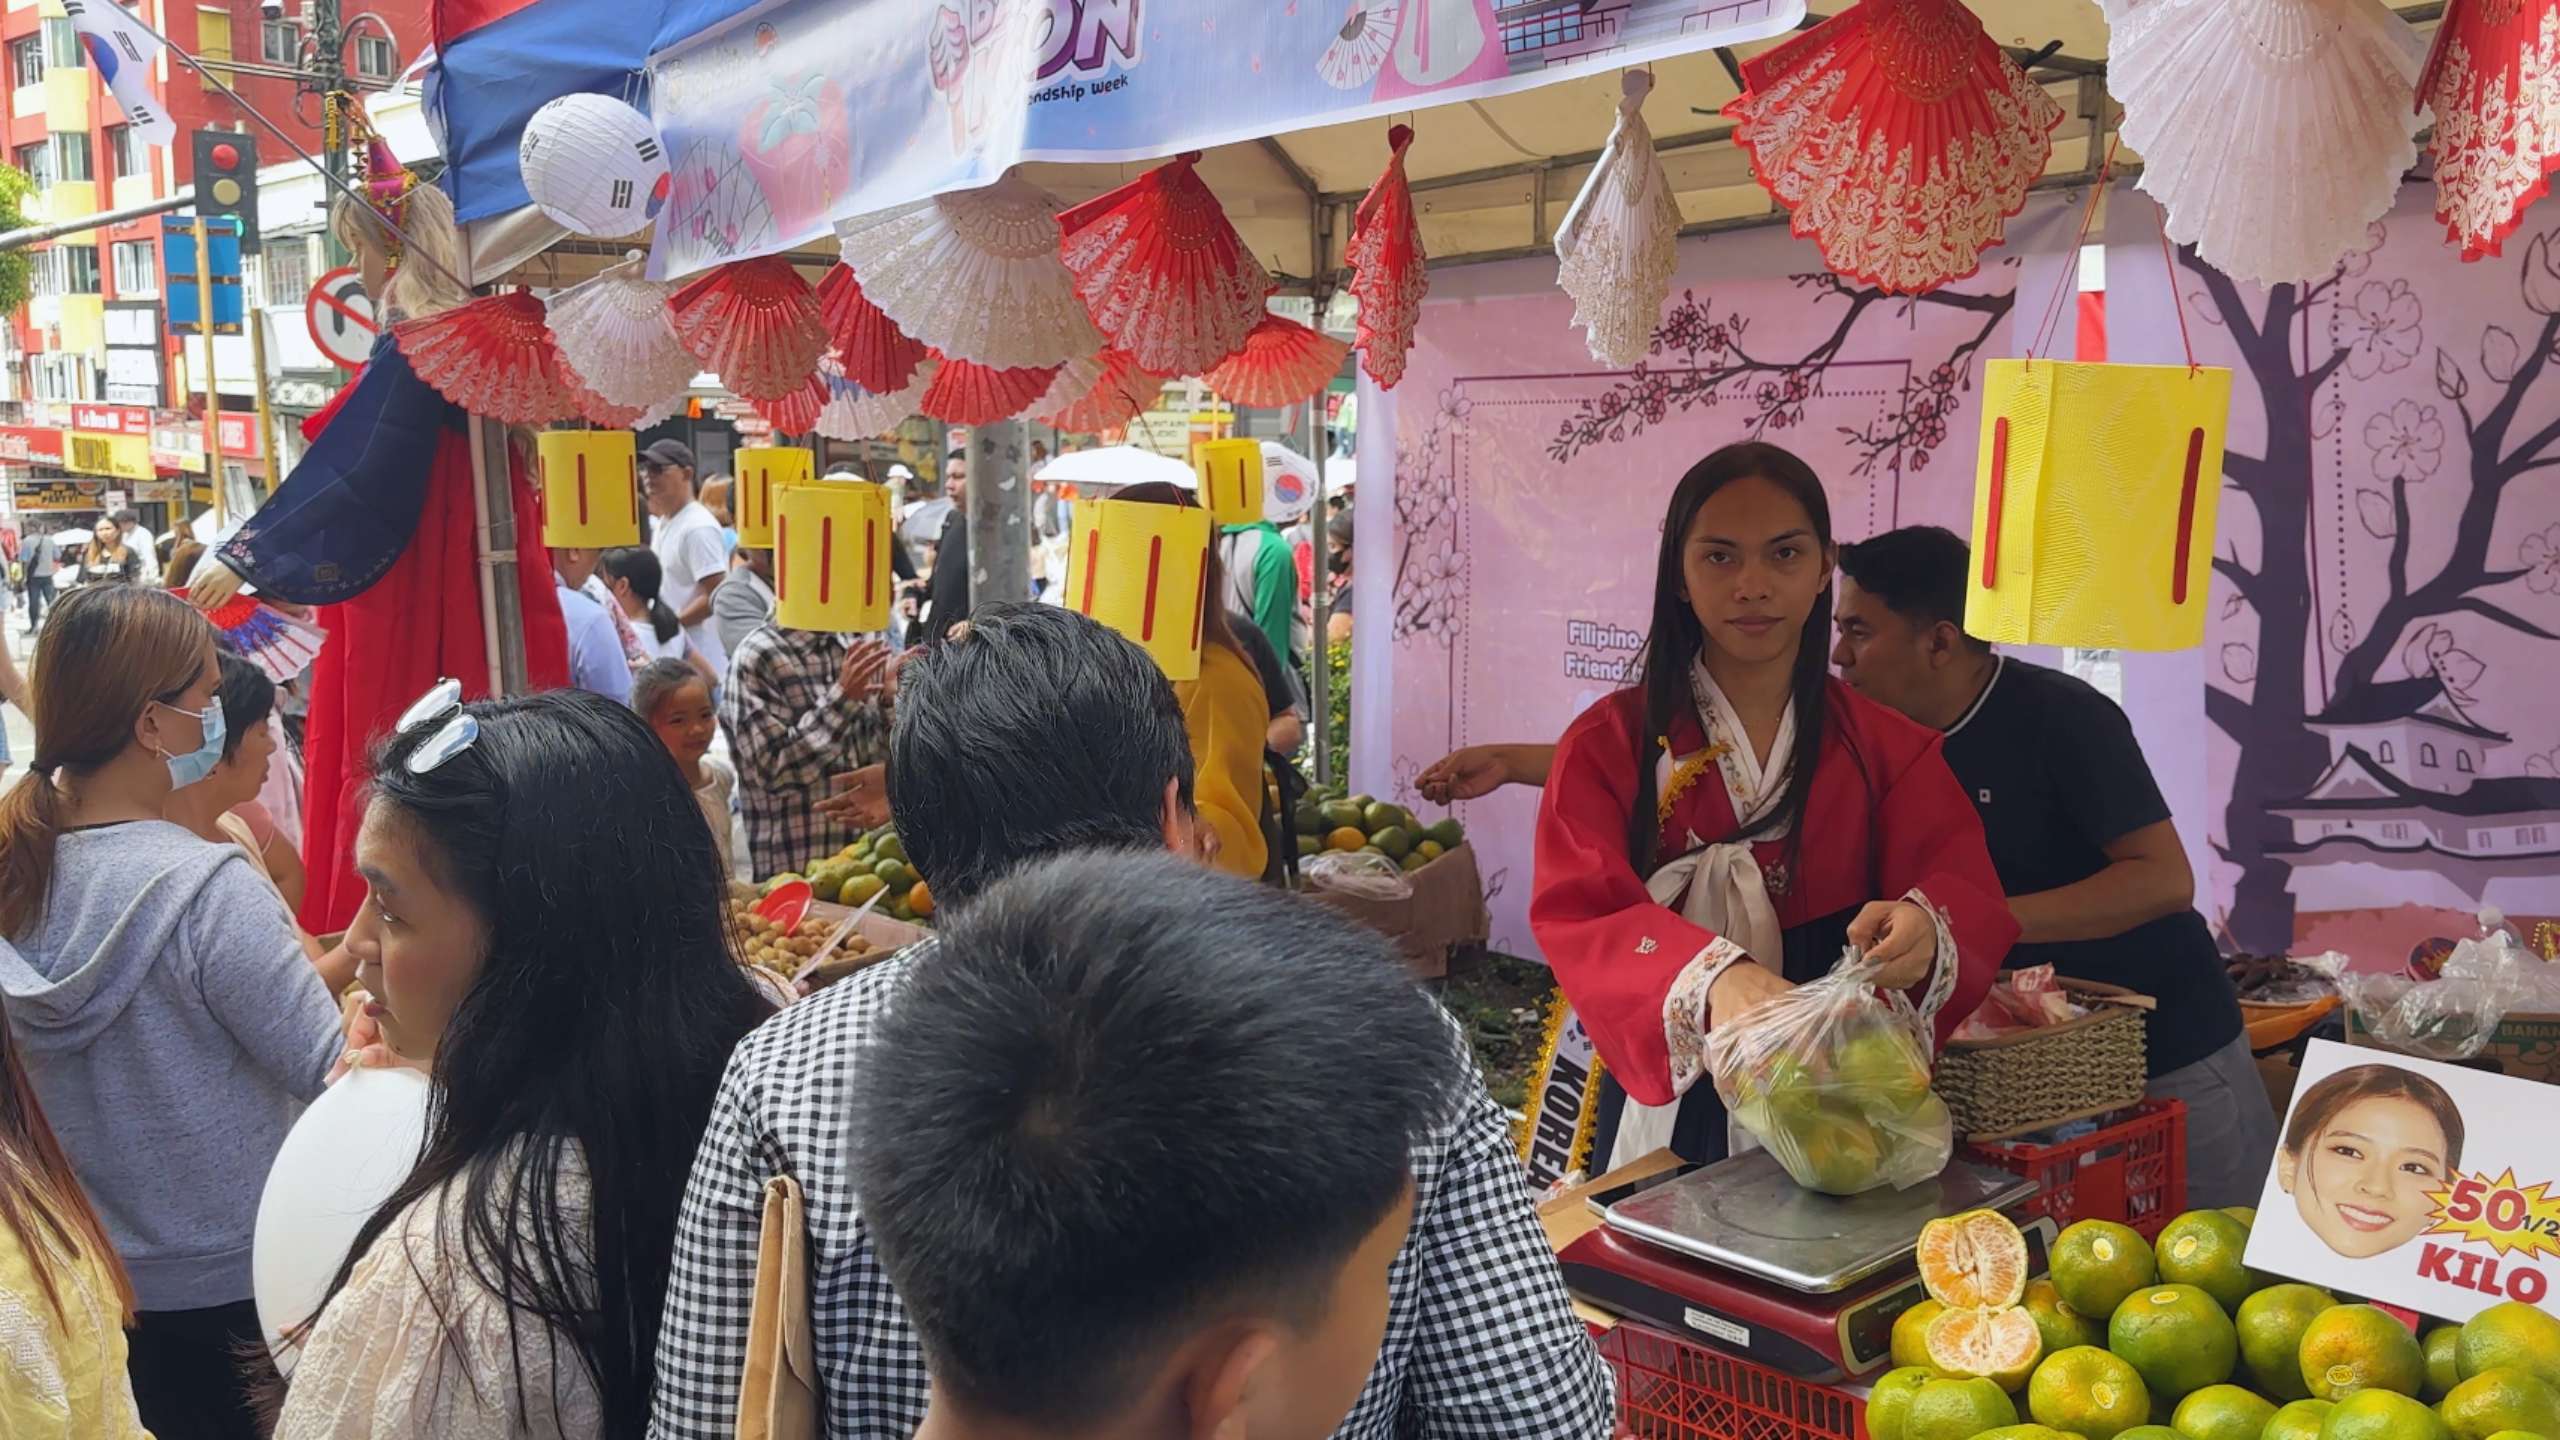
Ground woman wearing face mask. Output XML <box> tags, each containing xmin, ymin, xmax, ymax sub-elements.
<box><xmin>1529</xmin><ymin>443</ymin><xmax>2016</xmax><ymax>1170</ymax></box>
<box><xmin>0</xmin><ymin>585</ymin><xmax>342</xmax><ymax>1440</ymax></box>
<box><xmin>161</xmin><ymin>654</ymin><xmax>346</xmax><ymax>984</ymax></box>
<box><xmin>72</xmin><ymin>517</ymin><xmax>142</xmax><ymax>589</ymax></box>
<box><xmin>273</xmin><ymin>687</ymin><xmax>771</xmax><ymax>1437</ymax></box>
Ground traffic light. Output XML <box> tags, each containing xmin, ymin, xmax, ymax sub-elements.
<box><xmin>191</xmin><ymin>129</ymin><xmax>260</xmax><ymax>255</ymax></box>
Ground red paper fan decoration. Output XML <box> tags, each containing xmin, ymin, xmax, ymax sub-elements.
<box><xmin>752</xmin><ymin>372</ymin><xmax>832</xmax><ymax>434</ymax></box>
<box><xmin>1058</xmin><ymin>152</ymin><xmax>1274</xmax><ymax>376</ymax></box>
<box><xmin>1033</xmin><ymin>349</ymin><xmax>1163</xmax><ymax>433</ymax></box>
<box><xmin>393</xmin><ymin>291</ymin><xmax>582</xmax><ymax>424</ymax></box>
<box><xmin>1723</xmin><ymin>0</ymin><xmax>2063</xmax><ymax>295</ymax></box>
<box><xmin>919</xmin><ymin>353</ymin><xmax>1061</xmax><ymax>425</ymax></box>
<box><xmin>816</xmin><ymin>263</ymin><xmax>929</xmax><ymax>392</ymax></box>
<box><xmin>2420</xmin><ymin>0</ymin><xmax>2560</xmax><ymax>261</ymax></box>
<box><xmin>668</xmin><ymin>256</ymin><xmax>827</xmax><ymax>402</ymax></box>
<box><xmin>1204</xmin><ymin>312</ymin><xmax>1350</xmax><ymax>407</ymax></box>
<box><xmin>1345</xmin><ymin>124</ymin><xmax>1426</xmax><ymax>390</ymax></box>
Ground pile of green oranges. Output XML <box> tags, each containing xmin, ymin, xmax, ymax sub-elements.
<box><xmin>1869</xmin><ymin>1206</ymin><xmax>2560</xmax><ymax>1440</ymax></box>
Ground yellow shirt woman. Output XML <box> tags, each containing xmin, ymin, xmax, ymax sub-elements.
<box><xmin>1176</xmin><ymin>640</ymin><xmax>1270</xmax><ymax>880</ymax></box>
<box><xmin>0</xmin><ymin>1191</ymin><xmax>147</xmax><ymax>1439</ymax></box>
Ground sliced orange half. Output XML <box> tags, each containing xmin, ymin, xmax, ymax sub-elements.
<box><xmin>1925</xmin><ymin>1303</ymin><xmax>2045</xmax><ymax>1392</ymax></box>
<box><xmin>1916</xmin><ymin>1209</ymin><xmax>2030</xmax><ymax>1309</ymax></box>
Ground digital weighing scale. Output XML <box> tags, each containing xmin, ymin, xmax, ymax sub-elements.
<box><xmin>1557</xmin><ymin>1151</ymin><xmax>2055</xmax><ymax>1381</ymax></box>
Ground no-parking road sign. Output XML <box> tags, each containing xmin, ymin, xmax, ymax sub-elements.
<box><xmin>305</xmin><ymin>267</ymin><xmax>377</xmax><ymax>370</ymax></box>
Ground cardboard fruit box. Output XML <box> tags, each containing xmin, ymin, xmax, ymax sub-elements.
<box><xmin>1305</xmin><ymin>843</ymin><xmax>1490</xmax><ymax>981</ymax></box>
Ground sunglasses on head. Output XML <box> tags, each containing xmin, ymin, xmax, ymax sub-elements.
<box><xmin>395</xmin><ymin>678</ymin><xmax>478</xmax><ymax>775</ymax></box>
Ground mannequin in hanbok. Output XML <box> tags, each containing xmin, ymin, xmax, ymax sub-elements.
<box><xmin>194</xmin><ymin>142</ymin><xmax>568</xmax><ymax>931</ymax></box>
<box><xmin>1529</xmin><ymin>442</ymin><xmax>2014</xmax><ymax>1170</ymax></box>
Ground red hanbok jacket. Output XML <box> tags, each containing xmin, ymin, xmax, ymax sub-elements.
<box><xmin>1530</xmin><ymin>679</ymin><xmax>2015</xmax><ymax>1107</ymax></box>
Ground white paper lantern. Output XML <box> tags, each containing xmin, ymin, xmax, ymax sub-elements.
<box><xmin>519</xmin><ymin>93</ymin><xmax>671</xmax><ymax>239</ymax></box>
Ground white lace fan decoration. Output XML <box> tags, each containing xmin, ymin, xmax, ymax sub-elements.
<box><xmin>1555</xmin><ymin>70</ymin><xmax>1682</xmax><ymax>369</ymax></box>
<box><xmin>547</xmin><ymin>266</ymin><xmax>698</xmax><ymax>412</ymax></box>
<box><xmin>835</xmin><ymin>170</ymin><xmax>1101</xmax><ymax>370</ymax></box>
<box><xmin>2104</xmin><ymin>0</ymin><xmax>2426</xmax><ymax>288</ymax></box>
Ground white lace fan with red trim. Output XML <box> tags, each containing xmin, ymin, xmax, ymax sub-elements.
<box><xmin>1058</xmin><ymin>152</ymin><xmax>1274</xmax><ymax>377</ymax></box>
<box><xmin>668</xmin><ymin>256</ymin><xmax>828</xmax><ymax>403</ymax></box>
<box><xmin>2421</xmin><ymin>0</ymin><xmax>2560</xmax><ymax>261</ymax></box>
<box><xmin>816</xmin><ymin>263</ymin><xmax>929</xmax><ymax>392</ymax></box>
<box><xmin>395</xmin><ymin>291</ymin><xmax>582</xmax><ymax>424</ymax></box>
<box><xmin>1205</xmin><ymin>313</ymin><xmax>1349</xmax><ymax>407</ymax></box>
<box><xmin>837</xmin><ymin>170</ymin><xmax>1100</xmax><ymax>369</ymax></box>
<box><xmin>1346</xmin><ymin>124</ymin><xmax>1426</xmax><ymax>390</ymax></box>
<box><xmin>2106</xmin><ymin>0</ymin><xmax>2424</xmax><ymax>286</ymax></box>
<box><xmin>1724</xmin><ymin>0</ymin><xmax>2062</xmax><ymax>295</ymax></box>
<box><xmin>547</xmin><ymin>267</ymin><xmax>697</xmax><ymax>413</ymax></box>
<box><xmin>1032</xmin><ymin>349</ymin><xmax>1162</xmax><ymax>433</ymax></box>
<box><xmin>1556</xmin><ymin>71</ymin><xmax>1682</xmax><ymax>367</ymax></box>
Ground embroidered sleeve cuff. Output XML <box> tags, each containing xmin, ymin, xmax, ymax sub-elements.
<box><xmin>1905</xmin><ymin>887</ymin><xmax>1962</xmax><ymax>1047</ymax></box>
<box><xmin>1664</xmin><ymin>937</ymin><xmax>1751</xmax><ymax>1098</ymax></box>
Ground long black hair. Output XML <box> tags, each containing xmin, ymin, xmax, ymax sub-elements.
<box><xmin>1625</xmin><ymin>442</ymin><xmax>1837</xmax><ymax>875</ymax></box>
<box><xmin>299</xmin><ymin>690</ymin><xmax>770</xmax><ymax>1429</ymax></box>
<box><xmin>600</xmin><ymin>546</ymin><xmax>682</xmax><ymax>645</ymax></box>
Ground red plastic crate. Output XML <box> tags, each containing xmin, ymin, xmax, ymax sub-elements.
<box><xmin>1961</xmin><ymin>1098</ymin><xmax>2188</xmax><ymax>1240</ymax></box>
<box><xmin>1595</xmin><ymin>1321</ymin><xmax>1864</xmax><ymax>1440</ymax></box>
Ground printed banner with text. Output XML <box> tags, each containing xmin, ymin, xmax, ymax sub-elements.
<box><xmin>645</xmin><ymin>0</ymin><xmax>1803</xmax><ymax>278</ymax></box>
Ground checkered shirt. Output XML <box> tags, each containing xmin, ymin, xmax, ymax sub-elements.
<box><xmin>647</xmin><ymin>942</ymin><xmax>1617</xmax><ymax>1439</ymax></box>
<box><xmin>718</xmin><ymin>622</ymin><xmax>890</xmax><ymax>879</ymax></box>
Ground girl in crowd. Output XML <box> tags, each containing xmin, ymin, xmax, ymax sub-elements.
<box><xmin>599</xmin><ymin>546</ymin><xmax>688</xmax><ymax>663</ymax></box>
<box><xmin>161</xmin><ymin>654</ymin><xmax>339</xmax><ymax>979</ymax></box>
<box><xmin>72</xmin><ymin>517</ymin><xmax>142</xmax><ymax>589</ymax></box>
<box><xmin>1530</xmin><ymin>442</ymin><xmax>2014</xmax><ymax>1169</ymax></box>
<box><xmin>600</xmin><ymin>548</ymin><xmax>720</xmax><ymax>693</ymax></box>
<box><xmin>0</xmin><ymin>993</ymin><xmax>145</xmax><ymax>1437</ymax></box>
<box><xmin>633</xmin><ymin>658</ymin><xmax>736</xmax><ymax>878</ymax></box>
<box><xmin>274</xmin><ymin>687</ymin><xmax>771</xmax><ymax>1437</ymax></box>
<box><xmin>0</xmin><ymin>585</ymin><xmax>341</xmax><ymax>1440</ymax></box>
<box><xmin>2277</xmin><ymin>1063</ymin><xmax>2464</xmax><ymax>1260</ymax></box>
<box><xmin>1110</xmin><ymin>482</ymin><xmax>1269</xmax><ymax>880</ymax></box>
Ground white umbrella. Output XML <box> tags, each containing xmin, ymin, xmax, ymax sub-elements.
<box><xmin>1324</xmin><ymin>453</ymin><xmax>1357</xmax><ymax>493</ymax></box>
<box><xmin>1035</xmin><ymin>444</ymin><xmax>1195</xmax><ymax>490</ymax></box>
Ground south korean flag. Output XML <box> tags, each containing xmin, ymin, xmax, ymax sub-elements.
<box><xmin>59</xmin><ymin>0</ymin><xmax>175</xmax><ymax>148</ymax></box>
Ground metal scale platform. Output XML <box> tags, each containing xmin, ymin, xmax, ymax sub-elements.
<box><xmin>1558</xmin><ymin>1150</ymin><xmax>2055</xmax><ymax>1381</ymax></box>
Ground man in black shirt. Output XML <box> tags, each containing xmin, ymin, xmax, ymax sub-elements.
<box><xmin>1833</xmin><ymin>526</ymin><xmax>2275</xmax><ymax>1208</ymax></box>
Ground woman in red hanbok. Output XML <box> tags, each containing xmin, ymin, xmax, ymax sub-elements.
<box><xmin>1529</xmin><ymin>442</ymin><xmax>2014</xmax><ymax>1171</ymax></box>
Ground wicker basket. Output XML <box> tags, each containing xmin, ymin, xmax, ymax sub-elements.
<box><xmin>1933</xmin><ymin>980</ymin><xmax>2151</xmax><ymax>1141</ymax></box>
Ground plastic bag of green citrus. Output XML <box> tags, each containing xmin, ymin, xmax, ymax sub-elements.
<box><xmin>1704</xmin><ymin>947</ymin><xmax>1953</xmax><ymax>1195</ymax></box>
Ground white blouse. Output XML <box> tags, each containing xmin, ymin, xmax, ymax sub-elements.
<box><xmin>274</xmin><ymin>1149</ymin><xmax>601</xmax><ymax>1439</ymax></box>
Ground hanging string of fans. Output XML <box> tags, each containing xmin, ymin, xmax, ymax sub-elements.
<box><xmin>413</xmin><ymin>0</ymin><xmax>2553</xmax><ymax>438</ymax></box>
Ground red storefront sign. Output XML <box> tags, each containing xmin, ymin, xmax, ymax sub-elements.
<box><xmin>69</xmin><ymin>404</ymin><xmax>152</xmax><ymax>436</ymax></box>
<box><xmin>0</xmin><ymin>425</ymin><xmax>66</xmax><ymax>466</ymax></box>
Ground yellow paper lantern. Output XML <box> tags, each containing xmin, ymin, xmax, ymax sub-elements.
<box><xmin>1966</xmin><ymin>359</ymin><xmax>2233</xmax><ymax>651</ymax></box>
<box><xmin>536</xmin><ymin>431</ymin><xmax>641</xmax><ymax>549</ymax></box>
<box><xmin>735</xmin><ymin>445</ymin><xmax>815</xmax><ymax>550</ymax></box>
<box><xmin>774</xmin><ymin>480</ymin><xmax>894</xmax><ymax>633</ymax></box>
<box><xmin>1191</xmin><ymin>437</ymin><xmax>1264</xmax><ymax>526</ymax></box>
<box><xmin>1066</xmin><ymin>499</ymin><xmax>1212</xmax><ymax>681</ymax></box>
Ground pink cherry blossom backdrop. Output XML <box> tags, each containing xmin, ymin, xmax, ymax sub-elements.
<box><xmin>2105</xmin><ymin>187</ymin><xmax>2560</xmax><ymax>964</ymax></box>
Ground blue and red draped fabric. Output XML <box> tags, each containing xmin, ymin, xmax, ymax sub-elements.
<box><xmin>218</xmin><ymin>333</ymin><xmax>458</xmax><ymax>604</ymax></box>
<box><xmin>426</xmin><ymin>0</ymin><xmax>758</xmax><ymax>223</ymax></box>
